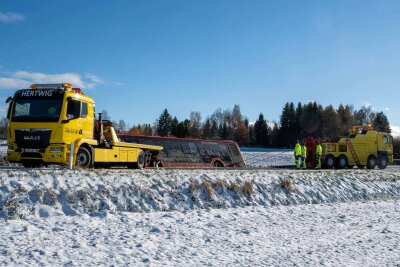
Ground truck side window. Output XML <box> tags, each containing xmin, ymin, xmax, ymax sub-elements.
<box><xmin>383</xmin><ymin>136</ymin><xmax>389</xmax><ymax>144</ymax></box>
<box><xmin>81</xmin><ymin>102</ymin><xmax>88</xmax><ymax>118</ymax></box>
<box><xmin>67</xmin><ymin>100</ymin><xmax>81</xmax><ymax>120</ymax></box>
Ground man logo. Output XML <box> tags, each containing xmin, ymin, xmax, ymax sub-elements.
<box><xmin>24</xmin><ymin>136</ymin><xmax>40</xmax><ymax>141</ymax></box>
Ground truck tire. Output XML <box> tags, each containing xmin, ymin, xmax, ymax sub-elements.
<box><xmin>377</xmin><ymin>154</ymin><xmax>388</xmax><ymax>169</ymax></box>
<box><xmin>336</xmin><ymin>155</ymin><xmax>348</xmax><ymax>169</ymax></box>
<box><xmin>357</xmin><ymin>165</ymin><xmax>365</xmax><ymax>169</ymax></box>
<box><xmin>366</xmin><ymin>155</ymin><xmax>377</xmax><ymax>169</ymax></box>
<box><xmin>324</xmin><ymin>155</ymin><xmax>335</xmax><ymax>169</ymax></box>
<box><xmin>128</xmin><ymin>151</ymin><xmax>145</xmax><ymax>169</ymax></box>
<box><xmin>76</xmin><ymin>147</ymin><xmax>91</xmax><ymax>168</ymax></box>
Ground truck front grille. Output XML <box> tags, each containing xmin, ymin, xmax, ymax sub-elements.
<box><xmin>15</xmin><ymin>128</ymin><xmax>51</xmax><ymax>149</ymax></box>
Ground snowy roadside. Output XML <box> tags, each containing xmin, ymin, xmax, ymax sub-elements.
<box><xmin>1</xmin><ymin>200</ymin><xmax>399</xmax><ymax>266</ymax></box>
<box><xmin>1</xmin><ymin>168</ymin><xmax>399</xmax><ymax>219</ymax></box>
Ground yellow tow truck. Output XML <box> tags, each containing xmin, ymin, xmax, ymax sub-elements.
<box><xmin>322</xmin><ymin>125</ymin><xmax>393</xmax><ymax>169</ymax></box>
<box><xmin>5</xmin><ymin>83</ymin><xmax>162</xmax><ymax>168</ymax></box>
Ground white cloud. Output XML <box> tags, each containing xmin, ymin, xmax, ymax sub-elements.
<box><xmin>0</xmin><ymin>12</ymin><xmax>25</xmax><ymax>23</ymax></box>
<box><xmin>0</xmin><ymin>78</ymin><xmax>29</xmax><ymax>89</ymax></box>
<box><xmin>0</xmin><ymin>71</ymin><xmax>104</xmax><ymax>89</ymax></box>
<box><xmin>391</xmin><ymin>125</ymin><xmax>400</xmax><ymax>137</ymax></box>
<box><xmin>85</xmin><ymin>74</ymin><xmax>104</xmax><ymax>86</ymax></box>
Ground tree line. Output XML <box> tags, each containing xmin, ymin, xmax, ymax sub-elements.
<box><xmin>115</xmin><ymin>102</ymin><xmax>392</xmax><ymax>148</ymax></box>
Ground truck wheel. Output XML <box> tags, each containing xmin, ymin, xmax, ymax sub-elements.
<box><xmin>347</xmin><ymin>165</ymin><xmax>354</xmax><ymax>169</ymax></box>
<box><xmin>128</xmin><ymin>151</ymin><xmax>145</xmax><ymax>169</ymax></box>
<box><xmin>357</xmin><ymin>165</ymin><xmax>365</xmax><ymax>169</ymax></box>
<box><xmin>377</xmin><ymin>154</ymin><xmax>388</xmax><ymax>169</ymax></box>
<box><xmin>366</xmin><ymin>155</ymin><xmax>377</xmax><ymax>169</ymax></box>
<box><xmin>324</xmin><ymin>155</ymin><xmax>335</xmax><ymax>169</ymax></box>
<box><xmin>76</xmin><ymin>147</ymin><xmax>91</xmax><ymax>168</ymax></box>
<box><xmin>336</xmin><ymin>155</ymin><xmax>348</xmax><ymax>169</ymax></box>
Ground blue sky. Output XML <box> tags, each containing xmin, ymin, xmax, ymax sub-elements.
<box><xmin>1</xmin><ymin>0</ymin><xmax>399</xmax><ymax>135</ymax></box>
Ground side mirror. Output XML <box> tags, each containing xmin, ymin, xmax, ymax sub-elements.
<box><xmin>5</xmin><ymin>96</ymin><xmax>12</xmax><ymax>103</ymax></box>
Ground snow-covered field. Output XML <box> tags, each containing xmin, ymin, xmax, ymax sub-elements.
<box><xmin>0</xmin><ymin>147</ymin><xmax>399</xmax><ymax>266</ymax></box>
<box><xmin>242</xmin><ymin>150</ymin><xmax>294</xmax><ymax>167</ymax></box>
<box><xmin>1</xmin><ymin>200</ymin><xmax>399</xmax><ymax>266</ymax></box>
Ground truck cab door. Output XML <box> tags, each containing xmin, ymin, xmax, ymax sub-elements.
<box><xmin>65</xmin><ymin>99</ymin><xmax>83</xmax><ymax>140</ymax></box>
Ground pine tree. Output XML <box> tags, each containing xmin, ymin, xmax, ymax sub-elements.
<box><xmin>337</xmin><ymin>104</ymin><xmax>355</xmax><ymax>135</ymax></box>
<box><xmin>254</xmin><ymin>113</ymin><xmax>269</xmax><ymax>147</ymax></box>
<box><xmin>170</xmin><ymin>116</ymin><xmax>179</xmax><ymax>137</ymax></box>
<box><xmin>295</xmin><ymin>102</ymin><xmax>303</xmax><ymax>140</ymax></box>
<box><xmin>322</xmin><ymin>105</ymin><xmax>339</xmax><ymax>139</ymax></box>
<box><xmin>176</xmin><ymin>120</ymin><xmax>190</xmax><ymax>138</ymax></box>
<box><xmin>269</xmin><ymin>122</ymin><xmax>279</xmax><ymax>147</ymax></box>
<box><xmin>202</xmin><ymin>118</ymin><xmax>212</xmax><ymax>139</ymax></box>
<box><xmin>372</xmin><ymin>112</ymin><xmax>391</xmax><ymax>133</ymax></box>
<box><xmin>300</xmin><ymin>102</ymin><xmax>322</xmax><ymax>138</ymax></box>
<box><xmin>156</xmin><ymin>109</ymin><xmax>172</xmax><ymax>136</ymax></box>
<box><xmin>247</xmin><ymin>125</ymin><xmax>256</xmax><ymax>147</ymax></box>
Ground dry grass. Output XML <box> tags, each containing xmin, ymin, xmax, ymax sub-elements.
<box><xmin>189</xmin><ymin>181</ymin><xmax>200</xmax><ymax>191</ymax></box>
<box><xmin>202</xmin><ymin>180</ymin><xmax>215</xmax><ymax>199</ymax></box>
<box><xmin>242</xmin><ymin>181</ymin><xmax>253</xmax><ymax>196</ymax></box>
<box><xmin>214</xmin><ymin>179</ymin><xmax>227</xmax><ymax>188</ymax></box>
<box><xmin>227</xmin><ymin>182</ymin><xmax>241</xmax><ymax>192</ymax></box>
<box><xmin>280</xmin><ymin>178</ymin><xmax>294</xmax><ymax>191</ymax></box>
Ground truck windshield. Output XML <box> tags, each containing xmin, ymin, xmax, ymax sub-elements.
<box><xmin>11</xmin><ymin>89</ymin><xmax>64</xmax><ymax>122</ymax></box>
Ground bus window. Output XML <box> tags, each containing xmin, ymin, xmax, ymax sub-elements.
<box><xmin>219</xmin><ymin>143</ymin><xmax>230</xmax><ymax>157</ymax></box>
<box><xmin>188</xmin><ymin>143</ymin><xmax>198</xmax><ymax>154</ymax></box>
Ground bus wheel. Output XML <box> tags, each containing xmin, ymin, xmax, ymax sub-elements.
<box><xmin>336</xmin><ymin>155</ymin><xmax>348</xmax><ymax>169</ymax></box>
<box><xmin>366</xmin><ymin>155</ymin><xmax>377</xmax><ymax>169</ymax></box>
<box><xmin>377</xmin><ymin>154</ymin><xmax>388</xmax><ymax>169</ymax></box>
<box><xmin>324</xmin><ymin>155</ymin><xmax>335</xmax><ymax>169</ymax></box>
<box><xmin>76</xmin><ymin>147</ymin><xmax>91</xmax><ymax>168</ymax></box>
<box><xmin>214</xmin><ymin>161</ymin><xmax>224</xmax><ymax>167</ymax></box>
<box><xmin>128</xmin><ymin>151</ymin><xmax>145</xmax><ymax>169</ymax></box>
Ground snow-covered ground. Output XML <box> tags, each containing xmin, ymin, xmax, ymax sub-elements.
<box><xmin>0</xmin><ymin>147</ymin><xmax>399</xmax><ymax>266</ymax></box>
<box><xmin>242</xmin><ymin>150</ymin><xmax>294</xmax><ymax>167</ymax></box>
<box><xmin>1</xmin><ymin>200</ymin><xmax>399</xmax><ymax>266</ymax></box>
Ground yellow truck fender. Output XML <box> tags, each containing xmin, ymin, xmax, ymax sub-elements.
<box><xmin>72</xmin><ymin>138</ymin><xmax>98</xmax><ymax>165</ymax></box>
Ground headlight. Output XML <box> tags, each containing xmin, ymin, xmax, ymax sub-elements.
<box><xmin>50</xmin><ymin>147</ymin><xmax>64</xmax><ymax>153</ymax></box>
<box><xmin>8</xmin><ymin>145</ymin><xmax>14</xmax><ymax>151</ymax></box>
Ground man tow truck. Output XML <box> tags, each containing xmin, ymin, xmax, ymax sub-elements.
<box><xmin>5</xmin><ymin>83</ymin><xmax>162</xmax><ymax>168</ymax></box>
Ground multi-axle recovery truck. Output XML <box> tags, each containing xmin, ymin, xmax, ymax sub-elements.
<box><xmin>6</xmin><ymin>83</ymin><xmax>162</xmax><ymax>168</ymax></box>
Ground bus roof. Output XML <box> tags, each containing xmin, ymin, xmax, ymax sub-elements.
<box><xmin>118</xmin><ymin>134</ymin><xmax>239</xmax><ymax>145</ymax></box>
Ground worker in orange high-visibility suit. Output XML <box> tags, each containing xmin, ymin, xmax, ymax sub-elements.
<box><xmin>301</xmin><ymin>143</ymin><xmax>307</xmax><ymax>169</ymax></box>
<box><xmin>294</xmin><ymin>140</ymin><xmax>301</xmax><ymax>169</ymax></box>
